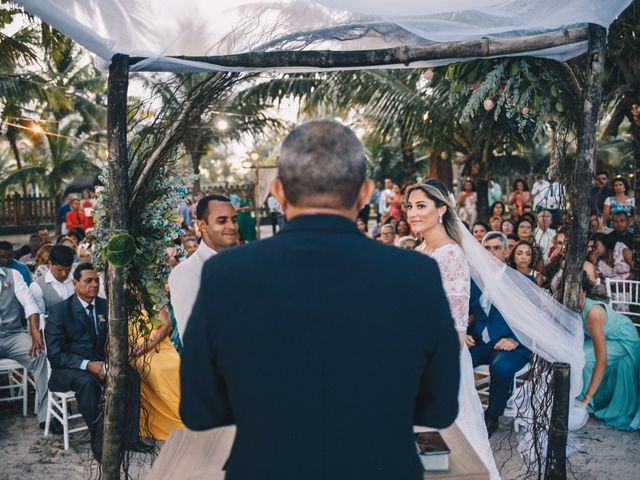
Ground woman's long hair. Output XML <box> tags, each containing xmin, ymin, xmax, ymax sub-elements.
<box><xmin>581</xmin><ymin>271</ymin><xmax>610</xmax><ymax>302</ymax></box>
<box><xmin>404</xmin><ymin>179</ymin><xmax>462</xmax><ymax>247</ymax></box>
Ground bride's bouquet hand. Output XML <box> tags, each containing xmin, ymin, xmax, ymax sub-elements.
<box><xmin>465</xmin><ymin>335</ymin><xmax>476</xmax><ymax>348</ymax></box>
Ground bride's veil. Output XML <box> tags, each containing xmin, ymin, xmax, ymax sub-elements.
<box><xmin>455</xmin><ymin>214</ymin><xmax>585</xmax><ymax>401</ymax></box>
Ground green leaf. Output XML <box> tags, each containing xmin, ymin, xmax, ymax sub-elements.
<box><xmin>105</xmin><ymin>233</ymin><xmax>137</xmax><ymax>267</ymax></box>
<box><xmin>555</xmin><ymin>102</ymin><xmax>565</xmax><ymax>113</ymax></box>
<box><xmin>510</xmin><ymin>62</ymin><xmax>520</xmax><ymax>76</ymax></box>
<box><xmin>550</xmin><ymin>85</ymin><xmax>558</xmax><ymax>97</ymax></box>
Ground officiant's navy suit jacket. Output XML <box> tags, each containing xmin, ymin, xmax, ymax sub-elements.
<box><xmin>181</xmin><ymin>214</ymin><xmax>460</xmax><ymax>480</ymax></box>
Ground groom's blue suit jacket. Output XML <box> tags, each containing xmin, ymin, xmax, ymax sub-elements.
<box><xmin>180</xmin><ymin>214</ymin><xmax>460</xmax><ymax>480</ymax></box>
<box><xmin>468</xmin><ymin>280</ymin><xmax>520</xmax><ymax>344</ymax></box>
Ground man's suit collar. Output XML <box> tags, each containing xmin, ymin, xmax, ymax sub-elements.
<box><xmin>279</xmin><ymin>214</ymin><xmax>360</xmax><ymax>235</ymax></box>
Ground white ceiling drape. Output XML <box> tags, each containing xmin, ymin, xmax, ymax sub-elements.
<box><xmin>14</xmin><ymin>0</ymin><xmax>632</xmax><ymax>72</ymax></box>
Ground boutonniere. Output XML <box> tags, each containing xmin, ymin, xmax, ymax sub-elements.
<box><xmin>2</xmin><ymin>280</ymin><xmax>11</xmax><ymax>289</ymax></box>
<box><xmin>98</xmin><ymin>314</ymin><xmax>106</xmax><ymax>324</ymax></box>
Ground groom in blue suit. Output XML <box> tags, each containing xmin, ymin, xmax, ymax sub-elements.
<box><xmin>467</xmin><ymin>232</ymin><xmax>530</xmax><ymax>436</ymax></box>
<box><xmin>181</xmin><ymin>120</ymin><xmax>460</xmax><ymax>480</ymax></box>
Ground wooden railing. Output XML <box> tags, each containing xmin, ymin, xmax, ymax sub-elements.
<box><xmin>0</xmin><ymin>194</ymin><xmax>56</xmax><ymax>227</ymax></box>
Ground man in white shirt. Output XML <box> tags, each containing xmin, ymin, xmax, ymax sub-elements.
<box><xmin>30</xmin><ymin>245</ymin><xmax>75</xmax><ymax>315</ymax></box>
<box><xmin>169</xmin><ymin>195</ymin><xmax>238</xmax><ymax>340</ymax></box>
<box><xmin>531</xmin><ymin>174</ymin><xmax>550</xmax><ymax>211</ymax></box>
<box><xmin>267</xmin><ymin>194</ymin><xmax>286</xmax><ymax>235</ymax></box>
<box><xmin>0</xmin><ymin>263</ymin><xmax>49</xmax><ymax>429</ymax></box>
<box><xmin>535</xmin><ymin>209</ymin><xmax>556</xmax><ymax>263</ymax></box>
<box><xmin>378</xmin><ymin>178</ymin><xmax>393</xmax><ymax>216</ymax></box>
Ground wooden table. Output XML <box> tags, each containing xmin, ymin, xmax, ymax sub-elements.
<box><xmin>147</xmin><ymin>424</ymin><xmax>489</xmax><ymax>480</ymax></box>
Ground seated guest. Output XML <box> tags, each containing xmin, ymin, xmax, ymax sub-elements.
<box><xmin>134</xmin><ymin>306</ymin><xmax>185</xmax><ymax>441</ymax></box>
<box><xmin>0</xmin><ymin>259</ymin><xmax>49</xmax><ymax>430</ymax></box>
<box><xmin>37</xmin><ymin>226</ymin><xmax>50</xmax><ymax>244</ymax></box>
<box><xmin>355</xmin><ymin>218</ymin><xmax>370</xmax><ymax>238</ymax></box>
<box><xmin>18</xmin><ymin>234</ymin><xmax>43</xmax><ymax>268</ymax></box>
<box><xmin>610</xmin><ymin>211</ymin><xmax>632</xmax><ymax>248</ymax></box>
<box><xmin>489</xmin><ymin>215</ymin><xmax>502</xmax><ymax>232</ymax></box>
<box><xmin>589</xmin><ymin>211</ymin><xmax>611</xmax><ymax>234</ymax></box>
<box><xmin>516</xmin><ymin>218</ymin><xmax>535</xmax><ymax>243</ymax></box>
<box><xmin>579</xmin><ymin>274</ymin><xmax>640</xmax><ymax>430</ymax></box>
<box><xmin>593</xmin><ymin>232</ymin><xmax>632</xmax><ymax>283</ymax></box>
<box><xmin>65</xmin><ymin>198</ymin><xmax>91</xmax><ymax>233</ymax></box>
<box><xmin>378</xmin><ymin>224</ymin><xmax>396</xmax><ymax>245</ymax></box>
<box><xmin>506</xmin><ymin>233</ymin><xmax>519</xmax><ymax>258</ymax></box>
<box><xmin>544</xmin><ymin>232</ymin><xmax>597</xmax><ymax>298</ymax></box>
<box><xmin>468</xmin><ymin>231</ymin><xmax>530</xmax><ymax>436</ymax></box>
<box><xmin>182</xmin><ymin>236</ymin><xmax>199</xmax><ymax>258</ymax></box>
<box><xmin>398</xmin><ymin>236</ymin><xmax>417</xmax><ymax>250</ymax></box>
<box><xmin>508</xmin><ymin>240</ymin><xmax>544</xmax><ymax>286</ymax></box>
<box><xmin>489</xmin><ymin>201</ymin><xmax>506</xmax><ymax>220</ymax></box>
<box><xmin>394</xmin><ymin>219</ymin><xmax>410</xmax><ymax>245</ymax></box>
<box><xmin>500</xmin><ymin>218</ymin><xmax>515</xmax><ymax>236</ymax></box>
<box><xmin>0</xmin><ymin>241</ymin><xmax>32</xmax><ymax>285</ymax></box>
<box><xmin>535</xmin><ymin>209</ymin><xmax>556</xmax><ymax>261</ymax></box>
<box><xmin>471</xmin><ymin>221</ymin><xmax>489</xmax><ymax>243</ymax></box>
<box><xmin>45</xmin><ymin>263</ymin><xmax>146</xmax><ymax>460</ymax></box>
<box><xmin>33</xmin><ymin>244</ymin><xmax>53</xmax><ymax>280</ymax></box>
<box><xmin>30</xmin><ymin>245</ymin><xmax>75</xmax><ymax>315</ymax></box>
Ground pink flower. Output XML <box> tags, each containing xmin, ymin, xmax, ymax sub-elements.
<box><xmin>521</xmin><ymin>106</ymin><xmax>530</xmax><ymax>115</ymax></box>
<box><xmin>483</xmin><ymin>99</ymin><xmax>495</xmax><ymax>111</ymax></box>
<box><xmin>422</xmin><ymin>69</ymin><xmax>434</xmax><ymax>81</ymax></box>
<box><xmin>166</xmin><ymin>247</ymin><xmax>177</xmax><ymax>258</ymax></box>
<box><xmin>470</xmin><ymin>80</ymin><xmax>481</xmax><ymax>92</ymax></box>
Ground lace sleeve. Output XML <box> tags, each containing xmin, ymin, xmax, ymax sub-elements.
<box><xmin>434</xmin><ymin>245</ymin><xmax>471</xmax><ymax>331</ymax></box>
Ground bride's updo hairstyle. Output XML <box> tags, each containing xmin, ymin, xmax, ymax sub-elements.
<box><xmin>404</xmin><ymin>179</ymin><xmax>462</xmax><ymax>247</ymax></box>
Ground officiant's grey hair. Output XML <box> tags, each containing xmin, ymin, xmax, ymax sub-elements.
<box><xmin>278</xmin><ymin>120</ymin><xmax>366</xmax><ymax>209</ymax></box>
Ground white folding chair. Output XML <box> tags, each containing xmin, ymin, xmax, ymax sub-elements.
<box><xmin>605</xmin><ymin>278</ymin><xmax>640</xmax><ymax>330</ymax></box>
<box><xmin>0</xmin><ymin>358</ymin><xmax>28</xmax><ymax>416</ymax></box>
<box><xmin>41</xmin><ymin>315</ymin><xmax>89</xmax><ymax>450</ymax></box>
<box><xmin>474</xmin><ymin>362</ymin><xmax>530</xmax><ymax>430</ymax></box>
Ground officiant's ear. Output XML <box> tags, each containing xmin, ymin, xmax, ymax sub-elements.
<box><xmin>271</xmin><ymin>178</ymin><xmax>288</xmax><ymax>209</ymax></box>
<box><xmin>356</xmin><ymin>180</ymin><xmax>375</xmax><ymax>211</ymax></box>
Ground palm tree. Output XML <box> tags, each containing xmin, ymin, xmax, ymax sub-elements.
<box><xmin>141</xmin><ymin>73</ymin><xmax>284</xmax><ymax>191</ymax></box>
<box><xmin>0</xmin><ymin>115</ymin><xmax>103</xmax><ymax>233</ymax></box>
<box><xmin>599</xmin><ymin>0</ymin><xmax>640</xmax><ymax>276</ymax></box>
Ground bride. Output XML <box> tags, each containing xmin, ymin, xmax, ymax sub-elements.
<box><xmin>405</xmin><ymin>180</ymin><xmax>501</xmax><ymax>479</ymax></box>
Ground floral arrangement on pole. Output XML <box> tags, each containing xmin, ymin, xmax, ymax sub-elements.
<box><xmin>92</xmin><ymin>164</ymin><xmax>195</xmax><ymax>332</ymax></box>
<box><xmin>445</xmin><ymin>59</ymin><xmax>574</xmax><ymax>140</ymax></box>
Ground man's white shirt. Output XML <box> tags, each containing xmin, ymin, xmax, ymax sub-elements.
<box><xmin>29</xmin><ymin>270</ymin><xmax>75</xmax><ymax>315</ymax></box>
<box><xmin>168</xmin><ymin>241</ymin><xmax>217</xmax><ymax>341</ymax></box>
<box><xmin>531</xmin><ymin>180</ymin><xmax>550</xmax><ymax>209</ymax></box>
<box><xmin>378</xmin><ymin>188</ymin><xmax>393</xmax><ymax>214</ymax></box>
<box><xmin>0</xmin><ymin>267</ymin><xmax>39</xmax><ymax>320</ymax></box>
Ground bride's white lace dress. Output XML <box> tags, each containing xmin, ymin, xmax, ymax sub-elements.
<box><xmin>418</xmin><ymin>242</ymin><xmax>501</xmax><ymax>479</ymax></box>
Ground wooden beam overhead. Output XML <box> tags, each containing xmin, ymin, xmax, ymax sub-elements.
<box><xmin>128</xmin><ymin>27</ymin><xmax>588</xmax><ymax>70</ymax></box>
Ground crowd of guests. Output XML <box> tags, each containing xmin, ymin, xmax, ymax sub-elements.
<box><xmin>0</xmin><ymin>169</ymin><xmax>637</xmax><ymax>462</ymax></box>
<box><xmin>357</xmin><ymin>171</ymin><xmax>639</xmax><ymax>432</ymax></box>
<box><xmin>366</xmin><ymin>172</ymin><xmax>635</xmax><ymax>298</ymax></box>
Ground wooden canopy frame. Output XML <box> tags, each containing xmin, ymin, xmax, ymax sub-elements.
<box><xmin>102</xmin><ymin>25</ymin><xmax>606</xmax><ymax>480</ymax></box>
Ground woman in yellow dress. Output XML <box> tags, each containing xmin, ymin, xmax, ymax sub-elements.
<box><xmin>134</xmin><ymin>306</ymin><xmax>185</xmax><ymax>441</ymax></box>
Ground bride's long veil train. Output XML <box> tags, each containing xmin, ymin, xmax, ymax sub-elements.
<box><xmin>455</xmin><ymin>214</ymin><xmax>588</xmax><ymax>475</ymax></box>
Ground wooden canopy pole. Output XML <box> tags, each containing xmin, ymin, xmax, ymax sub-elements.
<box><xmin>563</xmin><ymin>24</ymin><xmax>607</xmax><ymax>312</ymax></box>
<box><xmin>102</xmin><ymin>53</ymin><xmax>130</xmax><ymax>479</ymax></box>
<box><xmin>128</xmin><ymin>27</ymin><xmax>588</xmax><ymax>71</ymax></box>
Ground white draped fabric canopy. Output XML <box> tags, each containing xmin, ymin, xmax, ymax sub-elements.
<box><xmin>14</xmin><ymin>0</ymin><xmax>632</xmax><ymax>72</ymax></box>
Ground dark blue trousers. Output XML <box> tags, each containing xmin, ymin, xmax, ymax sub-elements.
<box><xmin>470</xmin><ymin>341</ymin><xmax>530</xmax><ymax>418</ymax></box>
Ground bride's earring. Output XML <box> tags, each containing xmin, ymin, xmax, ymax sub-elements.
<box><xmin>438</xmin><ymin>214</ymin><xmax>443</xmax><ymax>224</ymax></box>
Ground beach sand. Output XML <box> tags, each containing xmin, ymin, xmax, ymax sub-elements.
<box><xmin>2</xmin><ymin>399</ymin><xmax>639</xmax><ymax>480</ymax></box>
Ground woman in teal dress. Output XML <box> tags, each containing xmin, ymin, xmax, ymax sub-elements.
<box><xmin>579</xmin><ymin>273</ymin><xmax>640</xmax><ymax>430</ymax></box>
<box><xmin>237</xmin><ymin>190</ymin><xmax>257</xmax><ymax>242</ymax></box>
